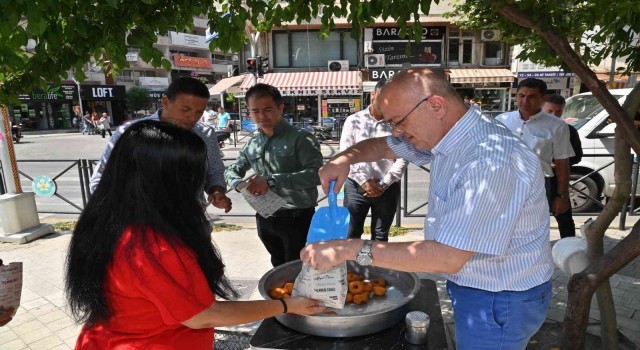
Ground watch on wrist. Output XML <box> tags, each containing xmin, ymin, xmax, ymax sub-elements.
<box><xmin>355</xmin><ymin>240</ymin><xmax>373</xmax><ymax>266</ymax></box>
<box><xmin>267</xmin><ymin>176</ymin><xmax>276</xmax><ymax>188</ymax></box>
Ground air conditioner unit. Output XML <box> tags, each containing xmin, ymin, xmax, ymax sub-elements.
<box><xmin>365</xmin><ymin>54</ymin><xmax>385</xmax><ymax>68</ymax></box>
<box><xmin>481</xmin><ymin>30</ymin><xmax>501</xmax><ymax>41</ymax></box>
<box><xmin>328</xmin><ymin>60</ymin><xmax>349</xmax><ymax>72</ymax></box>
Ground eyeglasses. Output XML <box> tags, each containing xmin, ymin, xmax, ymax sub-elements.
<box><xmin>386</xmin><ymin>95</ymin><xmax>432</xmax><ymax>133</ymax></box>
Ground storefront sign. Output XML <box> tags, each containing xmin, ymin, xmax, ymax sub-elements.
<box><xmin>171</xmin><ymin>71</ymin><xmax>216</xmax><ymax>84</ymax></box>
<box><xmin>280</xmin><ymin>89</ymin><xmax>361</xmax><ymax>96</ymax></box>
<box><xmin>517</xmin><ymin>71</ymin><xmax>574</xmax><ymax>78</ymax></box>
<box><xmin>369</xmin><ymin>68</ymin><xmax>404</xmax><ymax>81</ymax></box>
<box><xmin>373</xmin><ymin>26</ymin><xmax>446</xmax><ymax>41</ymax></box>
<box><xmin>174</xmin><ymin>55</ymin><xmax>212</xmax><ymax>69</ymax></box>
<box><xmin>139</xmin><ymin>77</ymin><xmax>169</xmax><ymax>86</ymax></box>
<box><xmin>18</xmin><ymin>84</ymin><xmax>77</xmax><ymax>102</ymax></box>
<box><xmin>81</xmin><ymin>85</ymin><xmax>126</xmax><ymax>101</ymax></box>
<box><xmin>126</xmin><ymin>52</ymin><xmax>139</xmax><ymax>62</ymax></box>
<box><xmin>170</xmin><ymin>32</ymin><xmax>208</xmax><ymax>49</ymax></box>
<box><xmin>147</xmin><ymin>89</ymin><xmax>165</xmax><ymax>102</ymax></box>
<box><xmin>371</xmin><ymin>42</ymin><xmax>442</xmax><ymax>65</ymax></box>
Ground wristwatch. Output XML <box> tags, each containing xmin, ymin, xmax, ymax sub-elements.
<box><xmin>267</xmin><ymin>176</ymin><xmax>276</xmax><ymax>188</ymax></box>
<box><xmin>355</xmin><ymin>240</ymin><xmax>373</xmax><ymax>266</ymax></box>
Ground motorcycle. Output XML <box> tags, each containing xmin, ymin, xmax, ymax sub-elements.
<box><xmin>312</xmin><ymin>125</ymin><xmax>333</xmax><ymax>141</ymax></box>
<box><xmin>11</xmin><ymin>123</ymin><xmax>22</xmax><ymax>143</ymax></box>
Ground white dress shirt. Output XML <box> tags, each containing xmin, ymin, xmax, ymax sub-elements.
<box><xmin>496</xmin><ymin>110</ymin><xmax>574</xmax><ymax>177</ymax></box>
<box><xmin>340</xmin><ymin>106</ymin><xmax>408</xmax><ymax>186</ymax></box>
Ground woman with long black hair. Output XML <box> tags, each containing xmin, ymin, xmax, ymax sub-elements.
<box><xmin>66</xmin><ymin>120</ymin><xmax>324</xmax><ymax>349</ymax></box>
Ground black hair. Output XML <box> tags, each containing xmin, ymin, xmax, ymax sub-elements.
<box><xmin>374</xmin><ymin>79</ymin><xmax>387</xmax><ymax>92</ymax></box>
<box><xmin>65</xmin><ymin>120</ymin><xmax>236</xmax><ymax>326</ymax></box>
<box><xmin>518</xmin><ymin>78</ymin><xmax>547</xmax><ymax>95</ymax></box>
<box><xmin>245</xmin><ymin>83</ymin><xmax>283</xmax><ymax>105</ymax></box>
<box><xmin>165</xmin><ymin>77</ymin><xmax>210</xmax><ymax>101</ymax></box>
<box><xmin>547</xmin><ymin>93</ymin><xmax>566</xmax><ymax>106</ymax></box>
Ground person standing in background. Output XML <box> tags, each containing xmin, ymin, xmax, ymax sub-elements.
<box><xmin>496</xmin><ymin>79</ymin><xmax>575</xmax><ymax>237</ymax></box>
<box><xmin>542</xmin><ymin>94</ymin><xmax>582</xmax><ymax>237</ymax></box>
<box><xmin>99</xmin><ymin>112</ymin><xmax>113</xmax><ymax>138</ymax></box>
<box><xmin>340</xmin><ymin>79</ymin><xmax>407</xmax><ymax>241</ymax></box>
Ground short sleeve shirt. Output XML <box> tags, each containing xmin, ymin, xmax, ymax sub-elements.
<box><xmin>75</xmin><ymin>227</ymin><xmax>216</xmax><ymax>349</ymax></box>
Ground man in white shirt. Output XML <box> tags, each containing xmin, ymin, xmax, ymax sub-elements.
<box><xmin>496</xmin><ymin>78</ymin><xmax>574</xmax><ymax>223</ymax></box>
<box><xmin>340</xmin><ymin>79</ymin><xmax>407</xmax><ymax>241</ymax></box>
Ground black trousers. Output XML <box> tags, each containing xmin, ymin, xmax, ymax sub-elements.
<box><xmin>101</xmin><ymin>128</ymin><xmax>112</xmax><ymax>138</ymax></box>
<box><xmin>545</xmin><ymin>176</ymin><xmax>576</xmax><ymax>238</ymax></box>
<box><xmin>255</xmin><ymin>207</ymin><xmax>315</xmax><ymax>267</ymax></box>
<box><xmin>343</xmin><ymin>179</ymin><xmax>400</xmax><ymax>241</ymax></box>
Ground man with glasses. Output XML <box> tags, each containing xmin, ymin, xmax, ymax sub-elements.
<box><xmin>225</xmin><ymin>83</ymin><xmax>323</xmax><ymax>267</ymax></box>
<box><xmin>301</xmin><ymin>69</ymin><xmax>554</xmax><ymax>349</ymax></box>
<box><xmin>340</xmin><ymin>79</ymin><xmax>407</xmax><ymax>242</ymax></box>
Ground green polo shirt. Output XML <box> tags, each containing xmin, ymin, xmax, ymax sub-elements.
<box><xmin>225</xmin><ymin>120</ymin><xmax>323</xmax><ymax>210</ymax></box>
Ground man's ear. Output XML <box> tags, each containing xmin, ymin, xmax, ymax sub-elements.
<box><xmin>161</xmin><ymin>95</ymin><xmax>169</xmax><ymax>110</ymax></box>
<box><xmin>428</xmin><ymin>96</ymin><xmax>447</xmax><ymax>120</ymax></box>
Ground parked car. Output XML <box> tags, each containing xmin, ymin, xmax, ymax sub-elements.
<box><xmin>562</xmin><ymin>88</ymin><xmax>639</xmax><ymax>212</ymax></box>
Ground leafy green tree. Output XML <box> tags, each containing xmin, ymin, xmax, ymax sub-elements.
<box><xmin>125</xmin><ymin>86</ymin><xmax>150</xmax><ymax>113</ymax></box>
<box><xmin>2</xmin><ymin>1</ymin><xmax>640</xmax><ymax>347</ymax></box>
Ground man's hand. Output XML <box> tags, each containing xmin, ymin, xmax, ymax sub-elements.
<box><xmin>300</xmin><ymin>239</ymin><xmax>362</xmax><ymax>272</ymax></box>
<box><xmin>208</xmin><ymin>191</ymin><xmax>232</xmax><ymax>213</ymax></box>
<box><xmin>552</xmin><ymin>197</ymin><xmax>570</xmax><ymax>215</ymax></box>
<box><xmin>361</xmin><ymin>179</ymin><xmax>383</xmax><ymax>198</ymax></box>
<box><xmin>246</xmin><ymin>175</ymin><xmax>269</xmax><ymax>196</ymax></box>
<box><xmin>319</xmin><ymin>155</ymin><xmax>351</xmax><ymax>195</ymax></box>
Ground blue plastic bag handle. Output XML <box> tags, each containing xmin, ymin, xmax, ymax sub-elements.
<box><xmin>329</xmin><ymin>180</ymin><xmax>337</xmax><ymax>223</ymax></box>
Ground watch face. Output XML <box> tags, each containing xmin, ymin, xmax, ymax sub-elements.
<box><xmin>356</xmin><ymin>254</ymin><xmax>372</xmax><ymax>266</ymax></box>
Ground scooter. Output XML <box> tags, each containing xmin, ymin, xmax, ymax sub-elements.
<box><xmin>11</xmin><ymin>123</ymin><xmax>22</xmax><ymax>143</ymax></box>
<box><xmin>312</xmin><ymin>125</ymin><xmax>333</xmax><ymax>141</ymax></box>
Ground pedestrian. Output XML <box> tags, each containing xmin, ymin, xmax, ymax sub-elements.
<box><xmin>216</xmin><ymin>106</ymin><xmax>231</xmax><ymax>131</ymax></box>
<box><xmin>82</xmin><ymin>112</ymin><xmax>92</xmax><ymax>135</ymax></box>
<box><xmin>225</xmin><ymin>83</ymin><xmax>323</xmax><ymax>267</ymax></box>
<box><xmin>99</xmin><ymin>112</ymin><xmax>113</xmax><ymax>138</ymax></box>
<box><xmin>89</xmin><ymin>77</ymin><xmax>232</xmax><ymax>214</ymax></box>
<box><xmin>463</xmin><ymin>96</ymin><xmax>471</xmax><ymax>107</ymax></box>
<box><xmin>301</xmin><ymin>69</ymin><xmax>554</xmax><ymax>349</ymax></box>
<box><xmin>202</xmin><ymin>106</ymin><xmax>217</xmax><ymax>125</ymax></box>
<box><xmin>340</xmin><ymin>78</ymin><xmax>407</xmax><ymax>241</ymax></box>
<box><xmin>497</xmin><ymin>79</ymin><xmax>575</xmax><ymax>237</ymax></box>
<box><xmin>542</xmin><ymin>94</ymin><xmax>582</xmax><ymax>237</ymax></box>
<box><xmin>66</xmin><ymin>121</ymin><xmax>324</xmax><ymax>349</ymax></box>
<box><xmin>91</xmin><ymin>112</ymin><xmax>100</xmax><ymax>134</ymax></box>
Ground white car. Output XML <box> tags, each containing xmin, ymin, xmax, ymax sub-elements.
<box><xmin>562</xmin><ymin>88</ymin><xmax>639</xmax><ymax>212</ymax></box>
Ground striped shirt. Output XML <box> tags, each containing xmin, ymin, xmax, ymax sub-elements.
<box><xmin>388</xmin><ymin>107</ymin><xmax>554</xmax><ymax>291</ymax></box>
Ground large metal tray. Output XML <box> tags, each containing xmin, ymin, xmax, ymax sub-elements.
<box><xmin>258</xmin><ymin>259</ymin><xmax>421</xmax><ymax>337</ymax></box>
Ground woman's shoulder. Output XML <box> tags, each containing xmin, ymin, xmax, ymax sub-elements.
<box><xmin>117</xmin><ymin>226</ymin><xmax>194</xmax><ymax>263</ymax></box>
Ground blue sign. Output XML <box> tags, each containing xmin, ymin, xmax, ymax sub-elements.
<box><xmin>32</xmin><ymin>176</ymin><xmax>56</xmax><ymax>198</ymax></box>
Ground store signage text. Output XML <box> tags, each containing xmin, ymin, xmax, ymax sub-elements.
<box><xmin>174</xmin><ymin>55</ymin><xmax>212</xmax><ymax>69</ymax></box>
<box><xmin>369</xmin><ymin>68</ymin><xmax>404</xmax><ymax>81</ymax></box>
<box><xmin>373</xmin><ymin>26</ymin><xmax>446</xmax><ymax>41</ymax></box>
<box><xmin>279</xmin><ymin>89</ymin><xmax>361</xmax><ymax>96</ymax></box>
<box><xmin>91</xmin><ymin>87</ymin><xmax>115</xmax><ymax>98</ymax></box>
<box><xmin>18</xmin><ymin>85</ymin><xmax>77</xmax><ymax>101</ymax></box>
<box><xmin>517</xmin><ymin>71</ymin><xmax>574</xmax><ymax>78</ymax></box>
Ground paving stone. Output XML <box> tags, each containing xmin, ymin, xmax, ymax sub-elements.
<box><xmin>20</xmin><ymin>327</ymin><xmax>54</xmax><ymax>345</ymax></box>
<box><xmin>26</xmin><ymin>335</ymin><xmax>63</xmax><ymax>350</ymax></box>
<box><xmin>11</xmin><ymin>320</ymin><xmax>46</xmax><ymax>337</ymax></box>
<box><xmin>0</xmin><ymin>329</ymin><xmax>20</xmax><ymax>343</ymax></box>
<box><xmin>45</xmin><ymin>317</ymin><xmax>76</xmax><ymax>333</ymax></box>
<box><xmin>0</xmin><ymin>338</ymin><xmax>28</xmax><ymax>350</ymax></box>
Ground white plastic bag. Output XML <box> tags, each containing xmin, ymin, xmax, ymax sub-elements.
<box><xmin>292</xmin><ymin>262</ymin><xmax>348</xmax><ymax>309</ymax></box>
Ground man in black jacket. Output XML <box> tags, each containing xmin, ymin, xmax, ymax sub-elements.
<box><xmin>543</xmin><ymin>94</ymin><xmax>582</xmax><ymax>237</ymax></box>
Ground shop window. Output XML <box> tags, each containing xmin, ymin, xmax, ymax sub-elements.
<box><xmin>483</xmin><ymin>42</ymin><xmax>504</xmax><ymax>66</ymax></box>
<box><xmin>447</xmin><ymin>31</ymin><xmax>473</xmax><ymax>66</ymax></box>
<box><xmin>273</xmin><ymin>30</ymin><xmax>357</xmax><ymax>68</ymax></box>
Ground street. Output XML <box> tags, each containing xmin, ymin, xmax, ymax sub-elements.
<box><xmin>9</xmin><ymin>129</ymin><xmax>432</xmax><ymax>220</ymax></box>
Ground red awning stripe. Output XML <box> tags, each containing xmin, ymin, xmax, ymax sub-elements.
<box><xmin>239</xmin><ymin>71</ymin><xmax>362</xmax><ymax>92</ymax></box>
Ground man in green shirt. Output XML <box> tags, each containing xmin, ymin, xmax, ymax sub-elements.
<box><xmin>225</xmin><ymin>84</ymin><xmax>323</xmax><ymax>267</ymax></box>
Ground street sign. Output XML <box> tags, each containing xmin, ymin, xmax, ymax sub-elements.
<box><xmin>32</xmin><ymin>176</ymin><xmax>56</xmax><ymax>197</ymax></box>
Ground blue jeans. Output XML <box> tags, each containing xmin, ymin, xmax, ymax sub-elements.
<box><xmin>446</xmin><ymin>280</ymin><xmax>551</xmax><ymax>350</ymax></box>
<box><xmin>343</xmin><ymin>179</ymin><xmax>400</xmax><ymax>241</ymax></box>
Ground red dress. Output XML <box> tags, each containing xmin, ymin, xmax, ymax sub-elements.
<box><xmin>75</xmin><ymin>228</ymin><xmax>216</xmax><ymax>349</ymax></box>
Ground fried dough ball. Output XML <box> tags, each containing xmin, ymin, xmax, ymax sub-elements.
<box><xmin>371</xmin><ymin>278</ymin><xmax>386</xmax><ymax>288</ymax></box>
<box><xmin>346</xmin><ymin>292</ymin><xmax>353</xmax><ymax>303</ymax></box>
<box><xmin>363</xmin><ymin>281</ymin><xmax>373</xmax><ymax>292</ymax></box>
<box><xmin>284</xmin><ymin>282</ymin><xmax>294</xmax><ymax>294</ymax></box>
<box><xmin>349</xmin><ymin>281</ymin><xmax>365</xmax><ymax>294</ymax></box>
<box><xmin>347</xmin><ymin>273</ymin><xmax>364</xmax><ymax>282</ymax></box>
<box><xmin>372</xmin><ymin>285</ymin><xmax>387</xmax><ymax>296</ymax></box>
<box><xmin>353</xmin><ymin>293</ymin><xmax>369</xmax><ymax>304</ymax></box>
<box><xmin>269</xmin><ymin>287</ymin><xmax>288</xmax><ymax>300</ymax></box>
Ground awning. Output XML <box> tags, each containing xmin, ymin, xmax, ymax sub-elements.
<box><xmin>239</xmin><ymin>71</ymin><xmax>362</xmax><ymax>96</ymax></box>
<box><xmin>209</xmin><ymin>75</ymin><xmax>247</xmax><ymax>95</ymax></box>
<box><xmin>448</xmin><ymin>69</ymin><xmax>514</xmax><ymax>84</ymax></box>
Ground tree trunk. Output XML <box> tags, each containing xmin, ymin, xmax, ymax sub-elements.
<box><xmin>494</xmin><ymin>2</ymin><xmax>640</xmax><ymax>348</ymax></box>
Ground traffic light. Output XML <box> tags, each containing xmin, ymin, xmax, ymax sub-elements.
<box><xmin>247</xmin><ymin>58</ymin><xmax>257</xmax><ymax>73</ymax></box>
<box><xmin>258</xmin><ymin>56</ymin><xmax>269</xmax><ymax>76</ymax></box>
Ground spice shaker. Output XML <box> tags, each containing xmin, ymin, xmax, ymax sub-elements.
<box><xmin>405</xmin><ymin>311</ymin><xmax>430</xmax><ymax>345</ymax></box>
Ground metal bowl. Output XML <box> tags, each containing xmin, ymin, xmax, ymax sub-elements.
<box><xmin>258</xmin><ymin>259</ymin><xmax>421</xmax><ymax>337</ymax></box>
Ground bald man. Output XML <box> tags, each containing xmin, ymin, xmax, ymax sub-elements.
<box><xmin>301</xmin><ymin>69</ymin><xmax>554</xmax><ymax>349</ymax></box>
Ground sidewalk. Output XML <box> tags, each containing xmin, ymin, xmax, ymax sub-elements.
<box><xmin>0</xmin><ymin>216</ymin><xmax>638</xmax><ymax>349</ymax></box>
